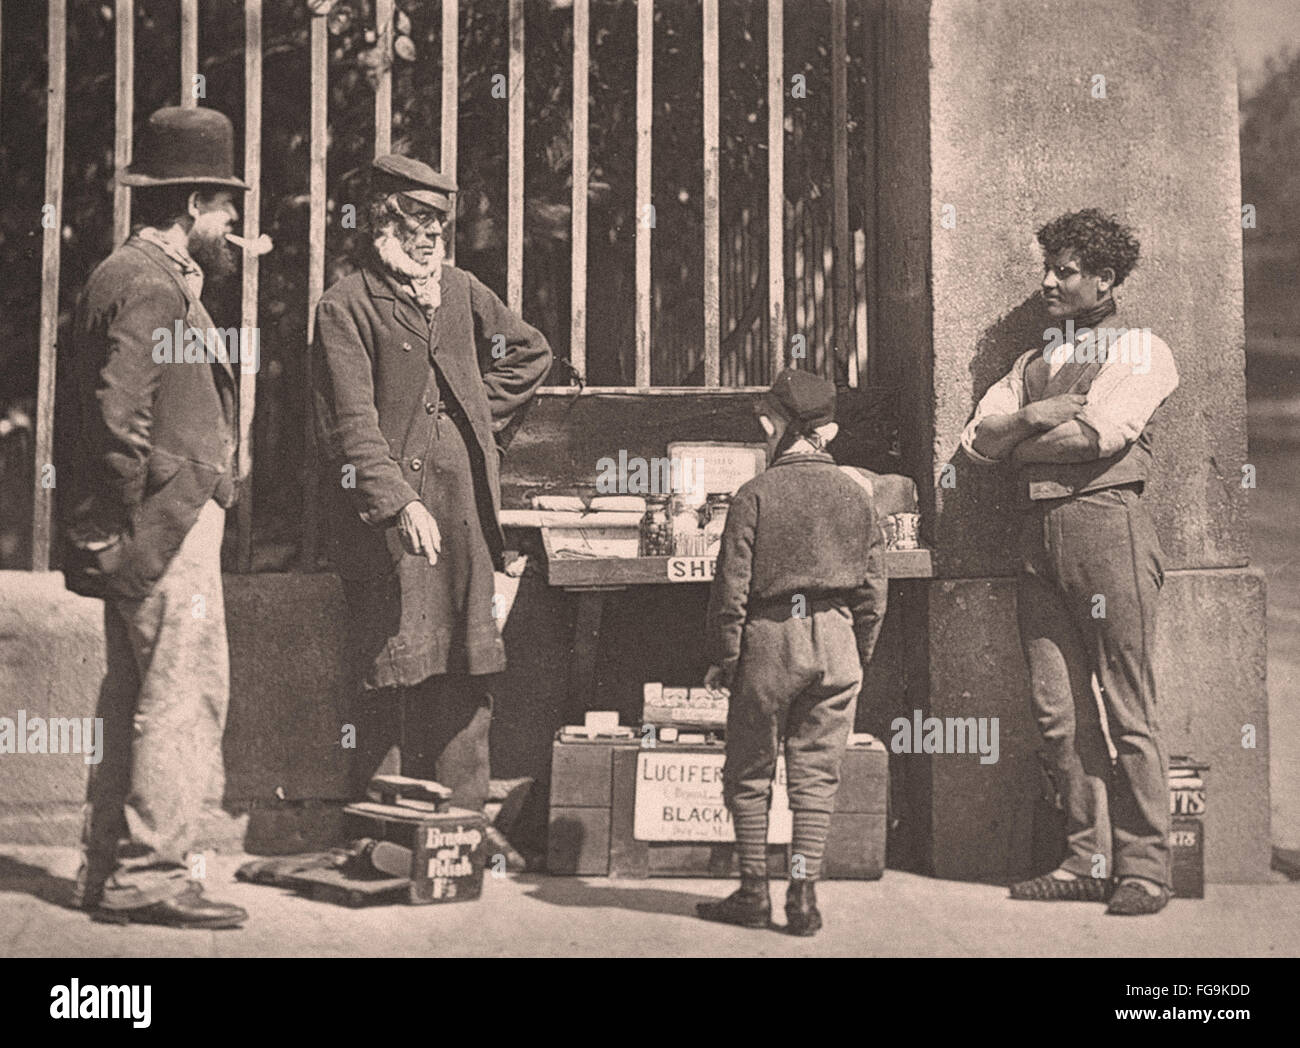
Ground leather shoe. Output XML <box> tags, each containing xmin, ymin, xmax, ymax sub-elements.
<box><xmin>697</xmin><ymin>877</ymin><xmax>771</xmax><ymax>928</ymax></box>
<box><xmin>785</xmin><ymin>880</ymin><xmax>823</xmax><ymax>936</ymax></box>
<box><xmin>92</xmin><ymin>883</ymin><xmax>247</xmax><ymax>930</ymax></box>
<box><xmin>1106</xmin><ymin>879</ymin><xmax>1170</xmax><ymax>916</ymax></box>
<box><xmin>1010</xmin><ymin>872</ymin><xmax>1110</xmax><ymax>902</ymax></box>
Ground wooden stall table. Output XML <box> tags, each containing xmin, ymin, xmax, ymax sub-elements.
<box><xmin>499</xmin><ymin>509</ymin><xmax>933</xmax><ymax>710</ymax></box>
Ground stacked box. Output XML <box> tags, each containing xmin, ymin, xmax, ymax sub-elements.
<box><xmin>546</xmin><ymin>735</ymin><xmax>639</xmax><ymax>875</ymax></box>
<box><xmin>548</xmin><ymin>733</ymin><xmax>887</xmax><ymax>879</ymax></box>
<box><xmin>824</xmin><ymin>735</ymin><xmax>889</xmax><ymax>879</ymax></box>
<box><xmin>641</xmin><ymin>683</ymin><xmax>728</xmax><ymax>731</ymax></box>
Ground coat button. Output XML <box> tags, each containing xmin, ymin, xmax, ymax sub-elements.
<box><xmin>402</xmin><ymin>341</ymin><xmax>412</xmax><ymax>352</ymax></box>
<box><xmin>425</xmin><ymin>401</ymin><xmax>437</xmax><ymax>414</ymax></box>
<box><xmin>410</xmin><ymin>458</ymin><xmax>422</xmax><ymax>471</ymax></box>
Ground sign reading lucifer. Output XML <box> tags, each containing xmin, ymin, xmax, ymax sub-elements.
<box><xmin>634</xmin><ymin>750</ymin><xmax>792</xmax><ymax>843</ymax></box>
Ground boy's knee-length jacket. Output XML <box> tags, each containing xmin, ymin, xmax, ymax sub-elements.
<box><xmin>311</xmin><ymin>263</ymin><xmax>551</xmax><ymax>582</ymax></box>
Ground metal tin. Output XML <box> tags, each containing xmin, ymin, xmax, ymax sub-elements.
<box><xmin>1169</xmin><ymin>757</ymin><xmax>1208</xmax><ymax>898</ymax></box>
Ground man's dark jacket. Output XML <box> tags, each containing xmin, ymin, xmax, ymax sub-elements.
<box><xmin>311</xmin><ymin>264</ymin><xmax>551</xmax><ymax>580</ymax></box>
<box><xmin>62</xmin><ymin>236</ymin><xmax>238</xmax><ymax>599</ymax></box>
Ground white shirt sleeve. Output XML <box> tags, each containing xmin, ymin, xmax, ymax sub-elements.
<box><xmin>960</xmin><ymin>351</ymin><xmax>1032</xmax><ymax>465</ymax></box>
<box><xmin>1075</xmin><ymin>330</ymin><xmax>1179</xmax><ymax>457</ymax></box>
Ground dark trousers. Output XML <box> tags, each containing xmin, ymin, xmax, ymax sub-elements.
<box><xmin>1016</xmin><ymin>485</ymin><xmax>1169</xmax><ymax>887</ymax></box>
<box><xmin>351</xmin><ymin>673</ymin><xmax>493</xmax><ymax>811</ymax></box>
<box><xmin>723</xmin><ymin>601</ymin><xmax>862</xmax><ymax>817</ymax></box>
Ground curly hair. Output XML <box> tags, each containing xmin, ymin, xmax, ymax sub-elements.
<box><xmin>1036</xmin><ymin>208</ymin><xmax>1141</xmax><ymax>286</ymax></box>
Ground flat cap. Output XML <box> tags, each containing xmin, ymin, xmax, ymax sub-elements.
<box><xmin>371</xmin><ymin>154</ymin><xmax>457</xmax><ymax>212</ymax></box>
<box><xmin>756</xmin><ymin>368</ymin><xmax>837</xmax><ymax>430</ymax></box>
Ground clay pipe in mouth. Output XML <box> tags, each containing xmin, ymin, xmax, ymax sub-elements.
<box><xmin>226</xmin><ymin>233</ymin><xmax>274</xmax><ymax>256</ymax></box>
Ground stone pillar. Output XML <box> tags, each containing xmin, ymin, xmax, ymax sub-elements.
<box><xmin>874</xmin><ymin>0</ymin><xmax>1270</xmax><ymax>881</ymax></box>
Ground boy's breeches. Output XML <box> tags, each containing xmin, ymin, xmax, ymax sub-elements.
<box><xmin>723</xmin><ymin>601</ymin><xmax>862</xmax><ymax>817</ymax></box>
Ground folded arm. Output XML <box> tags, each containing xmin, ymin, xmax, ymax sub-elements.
<box><xmin>961</xmin><ymin>352</ymin><xmax>1035</xmax><ymax>464</ymax></box>
<box><xmin>1008</xmin><ymin>419</ymin><xmax>1102</xmax><ymax>464</ymax></box>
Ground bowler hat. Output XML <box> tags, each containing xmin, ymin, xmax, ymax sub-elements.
<box><xmin>119</xmin><ymin>107</ymin><xmax>250</xmax><ymax>190</ymax></box>
<box><xmin>756</xmin><ymin>368</ymin><xmax>837</xmax><ymax>430</ymax></box>
<box><xmin>371</xmin><ymin>154</ymin><xmax>457</xmax><ymax>212</ymax></box>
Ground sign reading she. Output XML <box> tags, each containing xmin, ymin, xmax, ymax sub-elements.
<box><xmin>667</xmin><ymin>556</ymin><xmax>715</xmax><ymax>581</ymax></box>
<box><xmin>634</xmin><ymin>751</ymin><xmax>792</xmax><ymax>843</ymax></box>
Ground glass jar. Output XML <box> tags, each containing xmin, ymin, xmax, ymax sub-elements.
<box><xmin>670</xmin><ymin>492</ymin><xmax>705</xmax><ymax>556</ymax></box>
<box><xmin>702</xmin><ymin>493</ymin><xmax>730</xmax><ymax>555</ymax></box>
<box><xmin>639</xmin><ymin>495</ymin><xmax>673</xmax><ymax>556</ymax></box>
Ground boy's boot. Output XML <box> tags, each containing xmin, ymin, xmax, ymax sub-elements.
<box><xmin>697</xmin><ymin>876</ymin><xmax>771</xmax><ymax>928</ymax></box>
<box><xmin>785</xmin><ymin>879</ymin><xmax>822</xmax><ymax>936</ymax></box>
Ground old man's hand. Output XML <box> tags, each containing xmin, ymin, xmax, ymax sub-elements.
<box><xmin>397</xmin><ymin>500</ymin><xmax>442</xmax><ymax>565</ymax></box>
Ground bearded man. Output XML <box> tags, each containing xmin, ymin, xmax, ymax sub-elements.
<box><xmin>312</xmin><ymin>155</ymin><xmax>551</xmax><ymax>816</ymax></box>
<box><xmin>63</xmin><ymin>107</ymin><xmax>251</xmax><ymax>928</ymax></box>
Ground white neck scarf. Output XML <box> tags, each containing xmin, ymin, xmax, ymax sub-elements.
<box><xmin>139</xmin><ymin>226</ymin><xmax>204</xmax><ymax>298</ymax></box>
<box><xmin>375</xmin><ymin>233</ymin><xmax>444</xmax><ymax>319</ymax></box>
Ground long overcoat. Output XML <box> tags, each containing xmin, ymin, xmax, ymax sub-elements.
<box><xmin>312</xmin><ymin>263</ymin><xmax>551</xmax><ymax>688</ymax></box>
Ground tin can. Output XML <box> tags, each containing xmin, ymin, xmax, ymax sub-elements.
<box><xmin>884</xmin><ymin>511</ymin><xmax>921</xmax><ymax>550</ymax></box>
<box><xmin>1169</xmin><ymin>757</ymin><xmax>1207</xmax><ymax>899</ymax></box>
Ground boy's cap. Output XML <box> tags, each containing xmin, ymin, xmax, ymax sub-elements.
<box><xmin>371</xmin><ymin>154</ymin><xmax>457</xmax><ymax>212</ymax></box>
<box><xmin>756</xmin><ymin>368</ymin><xmax>837</xmax><ymax>429</ymax></box>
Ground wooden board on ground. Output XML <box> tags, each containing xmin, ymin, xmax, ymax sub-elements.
<box><xmin>288</xmin><ymin>867</ymin><xmax>411</xmax><ymax>908</ymax></box>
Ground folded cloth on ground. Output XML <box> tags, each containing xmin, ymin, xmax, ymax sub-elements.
<box><xmin>236</xmin><ymin>839</ymin><xmax>392</xmax><ymax>886</ymax></box>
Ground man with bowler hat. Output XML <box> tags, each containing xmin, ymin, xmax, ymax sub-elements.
<box><xmin>63</xmin><ymin>107</ymin><xmax>255</xmax><ymax>928</ymax></box>
<box><xmin>312</xmin><ymin>155</ymin><xmax>551</xmax><ymax>825</ymax></box>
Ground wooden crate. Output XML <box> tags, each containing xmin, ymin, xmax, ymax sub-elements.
<box><xmin>547</xmin><ymin>733</ymin><xmax>887</xmax><ymax>879</ymax></box>
<box><xmin>344</xmin><ymin>803</ymin><xmax>488</xmax><ymax>904</ymax></box>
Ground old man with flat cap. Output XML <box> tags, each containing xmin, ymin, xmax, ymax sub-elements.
<box><xmin>63</xmin><ymin>106</ymin><xmax>256</xmax><ymax>929</ymax></box>
<box><xmin>312</xmin><ymin>155</ymin><xmax>552</xmax><ymax>822</ymax></box>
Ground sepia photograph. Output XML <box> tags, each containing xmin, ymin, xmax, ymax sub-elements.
<box><xmin>0</xmin><ymin>0</ymin><xmax>1297</xmax><ymax>1013</ymax></box>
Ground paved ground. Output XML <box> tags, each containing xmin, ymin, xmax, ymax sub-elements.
<box><xmin>2</xmin><ymin>846</ymin><xmax>1296</xmax><ymax>958</ymax></box>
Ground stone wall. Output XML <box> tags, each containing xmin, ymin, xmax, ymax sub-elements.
<box><xmin>876</xmin><ymin>0</ymin><xmax>1270</xmax><ymax>881</ymax></box>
